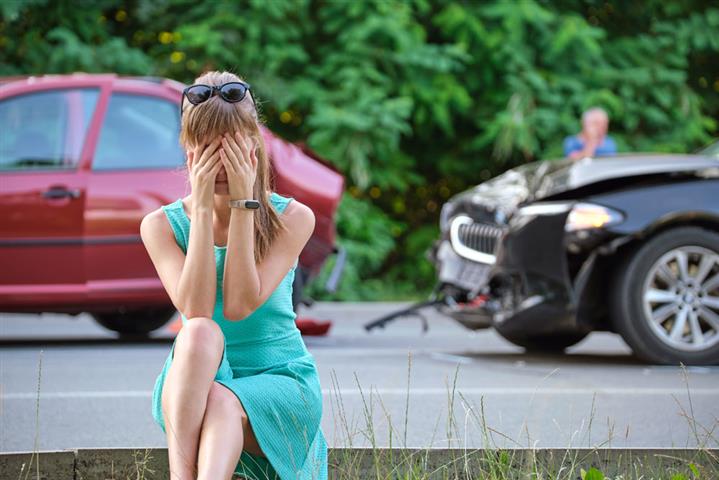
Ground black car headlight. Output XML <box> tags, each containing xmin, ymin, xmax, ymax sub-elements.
<box><xmin>516</xmin><ymin>201</ymin><xmax>624</xmax><ymax>232</ymax></box>
<box><xmin>565</xmin><ymin>202</ymin><xmax>624</xmax><ymax>232</ymax></box>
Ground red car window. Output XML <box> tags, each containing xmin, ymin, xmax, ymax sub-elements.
<box><xmin>93</xmin><ymin>93</ymin><xmax>184</xmax><ymax>170</ymax></box>
<box><xmin>0</xmin><ymin>88</ymin><xmax>99</xmax><ymax>170</ymax></box>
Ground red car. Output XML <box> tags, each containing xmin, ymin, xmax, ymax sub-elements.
<box><xmin>0</xmin><ymin>73</ymin><xmax>345</xmax><ymax>335</ymax></box>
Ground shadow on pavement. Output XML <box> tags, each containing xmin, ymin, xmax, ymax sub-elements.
<box><xmin>0</xmin><ymin>335</ymin><xmax>173</xmax><ymax>348</ymax></box>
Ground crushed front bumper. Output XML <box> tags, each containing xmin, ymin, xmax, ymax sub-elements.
<box><xmin>431</xmin><ymin>206</ymin><xmax>601</xmax><ymax>336</ymax></box>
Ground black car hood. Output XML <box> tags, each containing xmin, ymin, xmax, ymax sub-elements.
<box><xmin>453</xmin><ymin>153</ymin><xmax>719</xmax><ymax>218</ymax></box>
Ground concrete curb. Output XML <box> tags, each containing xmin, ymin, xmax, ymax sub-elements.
<box><xmin>2</xmin><ymin>447</ymin><xmax>717</xmax><ymax>479</ymax></box>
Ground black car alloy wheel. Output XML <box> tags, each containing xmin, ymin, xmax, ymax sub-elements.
<box><xmin>611</xmin><ymin>226</ymin><xmax>719</xmax><ymax>365</ymax></box>
<box><xmin>643</xmin><ymin>246</ymin><xmax>719</xmax><ymax>352</ymax></box>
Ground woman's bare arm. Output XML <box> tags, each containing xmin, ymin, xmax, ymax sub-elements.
<box><xmin>140</xmin><ymin>206</ymin><xmax>217</xmax><ymax>319</ymax></box>
<box><xmin>175</xmin><ymin>205</ymin><xmax>217</xmax><ymax>318</ymax></box>
<box><xmin>222</xmin><ymin>200</ymin><xmax>315</xmax><ymax>321</ymax></box>
<box><xmin>140</xmin><ymin>139</ymin><xmax>223</xmax><ymax>319</ymax></box>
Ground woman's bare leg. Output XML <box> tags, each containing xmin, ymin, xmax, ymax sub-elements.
<box><xmin>196</xmin><ymin>382</ymin><xmax>245</xmax><ymax>479</ymax></box>
<box><xmin>197</xmin><ymin>382</ymin><xmax>268</xmax><ymax>480</ymax></box>
<box><xmin>161</xmin><ymin>317</ymin><xmax>225</xmax><ymax>480</ymax></box>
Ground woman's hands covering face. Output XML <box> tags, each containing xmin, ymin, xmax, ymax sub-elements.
<box><xmin>187</xmin><ymin>137</ymin><xmax>223</xmax><ymax>209</ymax></box>
<box><xmin>220</xmin><ymin>131</ymin><xmax>258</xmax><ymax>200</ymax></box>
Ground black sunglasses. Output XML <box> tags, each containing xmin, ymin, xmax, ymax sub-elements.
<box><xmin>181</xmin><ymin>81</ymin><xmax>252</xmax><ymax>113</ymax></box>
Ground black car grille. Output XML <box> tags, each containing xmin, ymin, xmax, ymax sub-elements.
<box><xmin>457</xmin><ymin>221</ymin><xmax>505</xmax><ymax>255</ymax></box>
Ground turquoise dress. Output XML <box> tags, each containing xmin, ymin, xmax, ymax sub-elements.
<box><xmin>151</xmin><ymin>192</ymin><xmax>328</xmax><ymax>480</ymax></box>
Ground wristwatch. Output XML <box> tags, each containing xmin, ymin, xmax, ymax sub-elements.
<box><xmin>228</xmin><ymin>199</ymin><xmax>260</xmax><ymax>210</ymax></box>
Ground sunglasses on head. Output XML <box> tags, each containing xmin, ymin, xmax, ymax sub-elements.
<box><xmin>181</xmin><ymin>81</ymin><xmax>252</xmax><ymax>114</ymax></box>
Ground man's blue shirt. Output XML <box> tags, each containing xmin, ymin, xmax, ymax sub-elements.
<box><xmin>563</xmin><ymin>134</ymin><xmax>617</xmax><ymax>157</ymax></box>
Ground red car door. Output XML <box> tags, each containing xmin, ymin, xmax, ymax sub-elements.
<box><xmin>0</xmin><ymin>86</ymin><xmax>100</xmax><ymax>309</ymax></box>
<box><xmin>84</xmin><ymin>81</ymin><xmax>187</xmax><ymax>308</ymax></box>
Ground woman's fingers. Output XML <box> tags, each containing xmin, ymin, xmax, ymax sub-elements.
<box><xmin>197</xmin><ymin>138</ymin><xmax>222</xmax><ymax>166</ymax></box>
<box><xmin>234</xmin><ymin>132</ymin><xmax>252</xmax><ymax>167</ymax></box>
<box><xmin>221</xmin><ymin>147</ymin><xmax>242</xmax><ymax>178</ymax></box>
<box><xmin>208</xmin><ymin>152</ymin><xmax>224</xmax><ymax>176</ymax></box>
<box><xmin>249</xmin><ymin>141</ymin><xmax>258</xmax><ymax>170</ymax></box>
<box><xmin>236</xmin><ymin>132</ymin><xmax>252</xmax><ymax>167</ymax></box>
<box><xmin>198</xmin><ymin>150</ymin><xmax>221</xmax><ymax>175</ymax></box>
<box><xmin>244</xmin><ymin>135</ymin><xmax>258</xmax><ymax>171</ymax></box>
<box><xmin>223</xmin><ymin>134</ymin><xmax>245</xmax><ymax>168</ymax></box>
<box><xmin>219</xmin><ymin>148</ymin><xmax>235</xmax><ymax>175</ymax></box>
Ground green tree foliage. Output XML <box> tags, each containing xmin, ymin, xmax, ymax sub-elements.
<box><xmin>2</xmin><ymin>0</ymin><xmax>718</xmax><ymax>300</ymax></box>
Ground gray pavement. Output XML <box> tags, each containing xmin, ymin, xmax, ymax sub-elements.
<box><xmin>1</xmin><ymin>302</ymin><xmax>718</xmax><ymax>452</ymax></box>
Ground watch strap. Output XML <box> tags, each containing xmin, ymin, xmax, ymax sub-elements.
<box><xmin>228</xmin><ymin>199</ymin><xmax>260</xmax><ymax>209</ymax></box>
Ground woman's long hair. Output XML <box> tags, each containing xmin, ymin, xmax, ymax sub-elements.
<box><xmin>179</xmin><ymin>70</ymin><xmax>287</xmax><ymax>264</ymax></box>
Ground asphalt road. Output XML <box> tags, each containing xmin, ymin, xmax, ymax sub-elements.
<box><xmin>1</xmin><ymin>302</ymin><xmax>718</xmax><ymax>453</ymax></box>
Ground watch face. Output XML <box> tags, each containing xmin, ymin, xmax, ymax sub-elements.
<box><xmin>247</xmin><ymin>200</ymin><xmax>260</xmax><ymax>209</ymax></box>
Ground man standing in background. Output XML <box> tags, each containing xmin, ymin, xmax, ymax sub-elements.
<box><xmin>563</xmin><ymin>107</ymin><xmax>617</xmax><ymax>160</ymax></box>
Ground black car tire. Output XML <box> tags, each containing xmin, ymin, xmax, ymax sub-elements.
<box><xmin>93</xmin><ymin>306</ymin><xmax>176</xmax><ymax>335</ymax></box>
<box><xmin>610</xmin><ymin>226</ymin><xmax>719</xmax><ymax>365</ymax></box>
<box><xmin>496</xmin><ymin>331</ymin><xmax>589</xmax><ymax>352</ymax></box>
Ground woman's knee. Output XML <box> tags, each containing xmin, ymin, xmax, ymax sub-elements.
<box><xmin>174</xmin><ymin>316</ymin><xmax>224</xmax><ymax>360</ymax></box>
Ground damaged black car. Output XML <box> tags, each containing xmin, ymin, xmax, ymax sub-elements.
<box><xmin>428</xmin><ymin>142</ymin><xmax>719</xmax><ymax>365</ymax></box>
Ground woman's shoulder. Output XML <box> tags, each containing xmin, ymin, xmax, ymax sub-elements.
<box><xmin>143</xmin><ymin>198</ymin><xmax>174</xmax><ymax>224</ymax></box>
<box><xmin>142</xmin><ymin>197</ymin><xmax>187</xmax><ymax>236</ymax></box>
<box><xmin>140</xmin><ymin>205</ymin><xmax>176</xmax><ymax>244</ymax></box>
<box><xmin>275</xmin><ymin>194</ymin><xmax>314</xmax><ymax>231</ymax></box>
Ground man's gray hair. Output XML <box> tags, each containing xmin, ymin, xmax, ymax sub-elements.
<box><xmin>582</xmin><ymin>106</ymin><xmax>609</xmax><ymax>122</ymax></box>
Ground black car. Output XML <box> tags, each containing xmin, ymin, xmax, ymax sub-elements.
<box><xmin>429</xmin><ymin>142</ymin><xmax>719</xmax><ymax>365</ymax></box>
